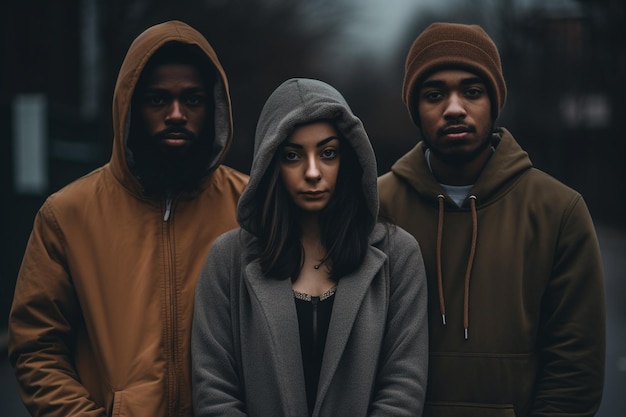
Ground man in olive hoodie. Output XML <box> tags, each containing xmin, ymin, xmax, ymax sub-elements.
<box><xmin>378</xmin><ymin>22</ymin><xmax>605</xmax><ymax>417</ymax></box>
<box><xmin>9</xmin><ymin>21</ymin><xmax>247</xmax><ymax>417</ymax></box>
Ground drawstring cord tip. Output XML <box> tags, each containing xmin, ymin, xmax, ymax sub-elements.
<box><xmin>442</xmin><ymin>315</ymin><xmax>446</xmax><ymax>326</ymax></box>
<box><xmin>464</xmin><ymin>328</ymin><xmax>469</xmax><ymax>340</ymax></box>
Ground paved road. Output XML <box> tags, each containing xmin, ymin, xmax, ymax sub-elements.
<box><xmin>1</xmin><ymin>224</ymin><xmax>625</xmax><ymax>416</ymax></box>
<box><xmin>595</xmin><ymin>225</ymin><xmax>626</xmax><ymax>417</ymax></box>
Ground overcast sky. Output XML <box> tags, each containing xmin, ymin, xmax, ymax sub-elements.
<box><xmin>338</xmin><ymin>0</ymin><xmax>580</xmax><ymax>56</ymax></box>
<box><xmin>340</xmin><ymin>0</ymin><xmax>435</xmax><ymax>59</ymax></box>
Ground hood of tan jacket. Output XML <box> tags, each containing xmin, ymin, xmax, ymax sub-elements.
<box><xmin>110</xmin><ymin>20</ymin><xmax>233</xmax><ymax>196</ymax></box>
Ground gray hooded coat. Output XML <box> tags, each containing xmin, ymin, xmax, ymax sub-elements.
<box><xmin>191</xmin><ymin>78</ymin><xmax>428</xmax><ymax>416</ymax></box>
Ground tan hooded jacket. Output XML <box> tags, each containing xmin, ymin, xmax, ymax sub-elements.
<box><xmin>9</xmin><ymin>21</ymin><xmax>248</xmax><ymax>417</ymax></box>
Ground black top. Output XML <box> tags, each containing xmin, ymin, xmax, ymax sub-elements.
<box><xmin>294</xmin><ymin>287</ymin><xmax>336</xmax><ymax>416</ymax></box>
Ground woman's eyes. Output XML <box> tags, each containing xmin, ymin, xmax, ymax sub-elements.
<box><xmin>283</xmin><ymin>151</ymin><xmax>300</xmax><ymax>161</ymax></box>
<box><xmin>282</xmin><ymin>148</ymin><xmax>339</xmax><ymax>162</ymax></box>
<box><xmin>321</xmin><ymin>148</ymin><xmax>338</xmax><ymax>159</ymax></box>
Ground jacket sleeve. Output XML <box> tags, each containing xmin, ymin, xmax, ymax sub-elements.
<box><xmin>8</xmin><ymin>202</ymin><xmax>107</xmax><ymax>417</ymax></box>
<box><xmin>192</xmin><ymin>233</ymin><xmax>248</xmax><ymax>417</ymax></box>
<box><xmin>531</xmin><ymin>195</ymin><xmax>606</xmax><ymax>416</ymax></box>
<box><xmin>368</xmin><ymin>227</ymin><xmax>429</xmax><ymax>417</ymax></box>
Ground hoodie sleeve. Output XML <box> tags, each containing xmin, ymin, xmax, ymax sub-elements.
<box><xmin>192</xmin><ymin>232</ymin><xmax>247</xmax><ymax>417</ymax></box>
<box><xmin>8</xmin><ymin>202</ymin><xmax>107</xmax><ymax>417</ymax></box>
<box><xmin>368</xmin><ymin>227</ymin><xmax>429</xmax><ymax>416</ymax></box>
<box><xmin>531</xmin><ymin>195</ymin><xmax>606</xmax><ymax>416</ymax></box>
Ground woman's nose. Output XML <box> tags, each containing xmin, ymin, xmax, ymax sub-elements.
<box><xmin>304</xmin><ymin>156</ymin><xmax>321</xmax><ymax>181</ymax></box>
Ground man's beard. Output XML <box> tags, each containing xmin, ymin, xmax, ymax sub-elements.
<box><xmin>129</xmin><ymin>129</ymin><xmax>213</xmax><ymax>198</ymax></box>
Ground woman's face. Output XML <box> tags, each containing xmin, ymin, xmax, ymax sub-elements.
<box><xmin>279</xmin><ymin>121</ymin><xmax>341</xmax><ymax>213</ymax></box>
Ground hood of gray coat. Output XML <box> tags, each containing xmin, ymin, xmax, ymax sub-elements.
<box><xmin>237</xmin><ymin>78</ymin><xmax>379</xmax><ymax>236</ymax></box>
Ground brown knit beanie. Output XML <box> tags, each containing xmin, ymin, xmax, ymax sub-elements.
<box><xmin>402</xmin><ymin>22</ymin><xmax>506</xmax><ymax>126</ymax></box>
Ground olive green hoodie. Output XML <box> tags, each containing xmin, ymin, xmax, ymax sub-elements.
<box><xmin>378</xmin><ymin>128</ymin><xmax>605</xmax><ymax>417</ymax></box>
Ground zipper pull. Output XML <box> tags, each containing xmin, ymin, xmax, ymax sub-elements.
<box><xmin>164</xmin><ymin>198</ymin><xmax>172</xmax><ymax>222</ymax></box>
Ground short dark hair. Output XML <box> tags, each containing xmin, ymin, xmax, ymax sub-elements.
<box><xmin>254</xmin><ymin>125</ymin><xmax>371</xmax><ymax>281</ymax></box>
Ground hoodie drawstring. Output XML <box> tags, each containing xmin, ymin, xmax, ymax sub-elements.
<box><xmin>436</xmin><ymin>195</ymin><xmax>447</xmax><ymax>326</ymax></box>
<box><xmin>436</xmin><ymin>194</ymin><xmax>479</xmax><ymax>340</ymax></box>
<box><xmin>464</xmin><ymin>196</ymin><xmax>478</xmax><ymax>340</ymax></box>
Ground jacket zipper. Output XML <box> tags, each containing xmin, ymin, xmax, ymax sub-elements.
<box><xmin>163</xmin><ymin>196</ymin><xmax>179</xmax><ymax>414</ymax></box>
<box><xmin>164</xmin><ymin>198</ymin><xmax>172</xmax><ymax>222</ymax></box>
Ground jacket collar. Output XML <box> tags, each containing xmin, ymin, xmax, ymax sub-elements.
<box><xmin>314</xmin><ymin>242</ymin><xmax>386</xmax><ymax>414</ymax></box>
<box><xmin>243</xmin><ymin>260</ymin><xmax>307</xmax><ymax>415</ymax></box>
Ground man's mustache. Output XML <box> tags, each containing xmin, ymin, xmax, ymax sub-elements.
<box><xmin>154</xmin><ymin>127</ymin><xmax>196</xmax><ymax>141</ymax></box>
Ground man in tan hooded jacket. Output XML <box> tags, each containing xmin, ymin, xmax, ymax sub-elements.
<box><xmin>8</xmin><ymin>21</ymin><xmax>248</xmax><ymax>417</ymax></box>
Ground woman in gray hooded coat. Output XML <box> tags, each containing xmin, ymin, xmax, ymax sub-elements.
<box><xmin>191</xmin><ymin>78</ymin><xmax>428</xmax><ymax>417</ymax></box>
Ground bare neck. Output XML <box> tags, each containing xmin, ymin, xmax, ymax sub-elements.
<box><xmin>293</xmin><ymin>213</ymin><xmax>335</xmax><ymax>296</ymax></box>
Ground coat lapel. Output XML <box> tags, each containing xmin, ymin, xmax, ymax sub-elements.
<box><xmin>244</xmin><ymin>260</ymin><xmax>309</xmax><ymax>416</ymax></box>
<box><xmin>314</xmin><ymin>232</ymin><xmax>387</xmax><ymax>414</ymax></box>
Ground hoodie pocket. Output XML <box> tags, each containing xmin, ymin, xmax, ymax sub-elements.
<box><xmin>425</xmin><ymin>402</ymin><xmax>516</xmax><ymax>417</ymax></box>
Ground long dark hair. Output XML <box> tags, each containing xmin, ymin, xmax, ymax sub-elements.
<box><xmin>253</xmin><ymin>124</ymin><xmax>371</xmax><ymax>281</ymax></box>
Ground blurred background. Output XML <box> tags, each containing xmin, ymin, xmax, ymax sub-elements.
<box><xmin>1</xmin><ymin>0</ymin><xmax>624</xmax><ymax>415</ymax></box>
